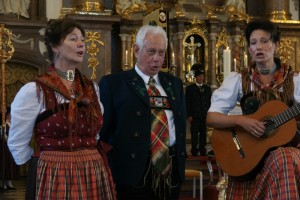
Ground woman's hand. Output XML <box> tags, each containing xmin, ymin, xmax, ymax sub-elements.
<box><xmin>237</xmin><ymin>115</ymin><xmax>266</xmax><ymax>137</ymax></box>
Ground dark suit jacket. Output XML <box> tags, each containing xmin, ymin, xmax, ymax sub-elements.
<box><xmin>99</xmin><ymin>68</ymin><xmax>186</xmax><ymax>186</ymax></box>
<box><xmin>185</xmin><ymin>83</ymin><xmax>211</xmax><ymax>119</ymax></box>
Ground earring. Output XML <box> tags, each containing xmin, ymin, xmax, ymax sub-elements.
<box><xmin>56</xmin><ymin>52</ymin><xmax>60</xmax><ymax>58</ymax></box>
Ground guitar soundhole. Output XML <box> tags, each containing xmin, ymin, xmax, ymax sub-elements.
<box><xmin>263</xmin><ymin>118</ymin><xmax>275</xmax><ymax>137</ymax></box>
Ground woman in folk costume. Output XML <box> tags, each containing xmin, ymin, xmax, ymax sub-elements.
<box><xmin>8</xmin><ymin>17</ymin><xmax>116</xmax><ymax>200</ymax></box>
<box><xmin>207</xmin><ymin>19</ymin><xmax>300</xmax><ymax>199</ymax></box>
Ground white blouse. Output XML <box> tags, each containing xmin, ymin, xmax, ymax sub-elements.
<box><xmin>208</xmin><ymin>71</ymin><xmax>300</xmax><ymax>115</ymax></box>
<box><xmin>7</xmin><ymin>82</ymin><xmax>103</xmax><ymax>165</ymax></box>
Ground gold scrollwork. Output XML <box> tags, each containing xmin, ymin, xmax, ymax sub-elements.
<box><xmin>0</xmin><ymin>24</ymin><xmax>15</xmax><ymax>63</ymax></box>
<box><xmin>0</xmin><ymin>24</ymin><xmax>15</xmax><ymax>128</ymax></box>
<box><xmin>277</xmin><ymin>38</ymin><xmax>294</xmax><ymax>64</ymax></box>
<box><xmin>116</xmin><ymin>0</ymin><xmax>161</xmax><ymax>20</ymax></box>
<box><xmin>215</xmin><ymin>27</ymin><xmax>230</xmax><ymax>85</ymax></box>
<box><xmin>85</xmin><ymin>31</ymin><xmax>104</xmax><ymax>79</ymax></box>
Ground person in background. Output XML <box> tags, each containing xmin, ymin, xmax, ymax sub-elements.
<box><xmin>207</xmin><ymin>19</ymin><xmax>300</xmax><ymax>199</ymax></box>
<box><xmin>185</xmin><ymin>64</ymin><xmax>211</xmax><ymax>156</ymax></box>
<box><xmin>8</xmin><ymin>17</ymin><xmax>116</xmax><ymax>200</ymax></box>
<box><xmin>99</xmin><ymin>24</ymin><xmax>186</xmax><ymax>200</ymax></box>
<box><xmin>0</xmin><ymin>106</ymin><xmax>19</xmax><ymax>190</ymax></box>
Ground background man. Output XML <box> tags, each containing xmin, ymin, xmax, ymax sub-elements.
<box><xmin>185</xmin><ymin>63</ymin><xmax>212</xmax><ymax>156</ymax></box>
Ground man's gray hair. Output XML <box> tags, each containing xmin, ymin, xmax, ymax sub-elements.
<box><xmin>135</xmin><ymin>25</ymin><xmax>168</xmax><ymax>49</ymax></box>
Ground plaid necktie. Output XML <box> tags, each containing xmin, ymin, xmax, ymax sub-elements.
<box><xmin>147</xmin><ymin>76</ymin><xmax>170</xmax><ymax>172</ymax></box>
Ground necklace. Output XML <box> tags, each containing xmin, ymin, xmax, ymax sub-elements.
<box><xmin>56</xmin><ymin>68</ymin><xmax>75</xmax><ymax>82</ymax></box>
<box><xmin>258</xmin><ymin>64</ymin><xmax>276</xmax><ymax>75</ymax></box>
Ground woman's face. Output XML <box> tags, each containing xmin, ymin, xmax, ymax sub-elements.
<box><xmin>248</xmin><ymin>29</ymin><xmax>278</xmax><ymax>66</ymax></box>
<box><xmin>53</xmin><ymin>28</ymin><xmax>85</xmax><ymax>67</ymax></box>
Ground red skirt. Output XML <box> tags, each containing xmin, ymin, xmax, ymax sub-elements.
<box><xmin>36</xmin><ymin>149</ymin><xmax>116</xmax><ymax>200</ymax></box>
<box><xmin>226</xmin><ymin>147</ymin><xmax>300</xmax><ymax>200</ymax></box>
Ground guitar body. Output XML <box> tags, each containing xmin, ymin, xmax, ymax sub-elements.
<box><xmin>211</xmin><ymin>100</ymin><xmax>297</xmax><ymax>177</ymax></box>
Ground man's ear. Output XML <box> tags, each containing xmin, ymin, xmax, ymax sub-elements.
<box><xmin>133</xmin><ymin>44</ymin><xmax>139</xmax><ymax>58</ymax></box>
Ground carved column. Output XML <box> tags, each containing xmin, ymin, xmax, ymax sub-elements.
<box><xmin>265</xmin><ymin>0</ymin><xmax>292</xmax><ymax>20</ymax></box>
<box><xmin>119</xmin><ymin>34</ymin><xmax>128</xmax><ymax>67</ymax></box>
<box><xmin>206</xmin><ymin>19</ymin><xmax>219</xmax><ymax>89</ymax></box>
<box><xmin>209</xmin><ymin>33</ymin><xmax>217</xmax><ymax>89</ymax></box>
<box><xmin>177</xmin><ymin>32</ymin><xmax>185</xmax><ymax>81</ymax></box>
<box><xmin>126</xmin><ymin>35</ymin><xmax>133</xmax><ymax>67</ymax></box>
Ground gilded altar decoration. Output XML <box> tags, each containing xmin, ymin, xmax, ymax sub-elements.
<box><xmin>83</xmin><ymin>0</ymin><xmax>104</xmax><ymax>12</ymax></box>
<box><xmin>216</xmin><ymin>174</ymin><xmax>228</xmax><ymax>200</ymax></box>
<box><xmin>116</xmin><ymin>0</ymin><xmax>161</xmax><ymax>20</ymax></box>
<box><xmin>175</xmin><ymin>0</ymin><xmax>185</xmax><ymax>18</ymax></box>
<box><xmin>201</xmin><ymin>0</ymin><xmax>249</xmax><ymax>21</ymax></box>
<box><xmin>216</xmin><ymin>27</ymin><xmax>230</xmax><ymax>85</ymax></box>
<box><xmin>223</xmin><ymin>0</ymin><xmax>249</xmax><ymax>21</ymax></box>
<box><xmin>74</xmin><ymin>0</ymin><xmax>111</xmax><ymax>15</ymax></box>
<box><xmin>277</xmin><ymin>38</ymin><xmax>294</xmax><ymax>64</ymax></box>
<box><xmin>184</xmin><ymin>36</ymin><xmax>201</xmax><ymax>67</ymax></box>
<box><xmin>182</xmin><ymin>18</ymin><xmax>208</xmax><ymax>83</ymax></box>
<box><xmin>85</xmin><ymin>31</ymin><xmax>104</xmax><ymax>79</ymax></box>
<box><xmin>0</xmin><ymin>24</ymin><xmax>15</xmax><ymax>130</ymax></box>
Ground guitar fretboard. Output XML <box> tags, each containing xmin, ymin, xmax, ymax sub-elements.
<box><xmin>270</xmin><ymin>103</ymin><xmax>300</xmax><ymax>128</ymax></box>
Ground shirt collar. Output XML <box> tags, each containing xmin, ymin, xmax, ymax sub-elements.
<box><xmin>135</xmin><ymin>65</ymin><xmax>159</xmax><ymax>85</ymax></box>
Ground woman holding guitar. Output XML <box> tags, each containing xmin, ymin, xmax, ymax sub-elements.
<box><xmin>207</xmin><ymin>19</ymin><xmax>300</xmax><ymax>199</ymax></box>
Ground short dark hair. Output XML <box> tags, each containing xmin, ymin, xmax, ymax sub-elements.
<box><xmin>245</xmin><ymin>19</ymin><xmax>280</xmax><ymax>45</ymax></box>
<box><xmin>44</xmin><ymin>17</ymin><xmax>85</xmax><ymax>62</ymax></box>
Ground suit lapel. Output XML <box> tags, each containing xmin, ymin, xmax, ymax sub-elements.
<box><xmin>127</xmin><ymin>69</ymin><xmax>149</xmax><ymax>106</ymax></box>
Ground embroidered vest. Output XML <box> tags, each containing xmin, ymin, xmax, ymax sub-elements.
<box><xmin>34</xmin><ymin>68</ymin><xmax>102</xmax><ymax>151</ymax></box>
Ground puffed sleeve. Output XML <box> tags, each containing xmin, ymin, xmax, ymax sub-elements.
<box><xmin>208</xmin><ymin>72</ymin><xmax>243</xmax><ymax>114</ymax></box>
<box><xmin>93</xmin><ymin>82</ymin><xmax>104</xmax><ymax>114</ymax></box>
<box><xmin>293</xmin><ymin>72</ymin><xmax>300</xmax><ymax>103</ymax></box>
<box><xmin>8</xmin><ymin>82</ymin><xmax>43</xmax><ymax>165</ymax></box>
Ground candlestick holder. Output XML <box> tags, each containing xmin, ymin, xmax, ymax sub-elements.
<box><xmin>170</xmin><ymin>64</ymin><xmax>177</xmax><ymax>76</ymax></box>
<box><xmin>123</xmin><ymin>63</ymin><xmax>130</xmax><ymax>71</ymax></box>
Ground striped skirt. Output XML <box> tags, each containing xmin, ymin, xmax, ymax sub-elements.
<box><xmin>226</xmin><ymin>147</ymin><xmax>300</xmax><ymax>200</ymax></box>
<box><xmin>36</xmin><ymin>149</ymin><xmax>116</xmax><ymax>200</ymax></box>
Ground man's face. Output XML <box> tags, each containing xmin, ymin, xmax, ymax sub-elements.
<box><xmin>134</xmin><ymin>33</ymin><xmax>166</xmax><ymax>76</ymax></box>
<box><xmin>195</xmin><ymin>74</ymin><xmax>205</xmax><ymax>84</ymax></box>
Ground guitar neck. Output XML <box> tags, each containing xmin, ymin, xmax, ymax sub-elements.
<box><xmin>271</xmin><ymin>103</ymin><xmax>300</xmax><ymax>128</ymax></box>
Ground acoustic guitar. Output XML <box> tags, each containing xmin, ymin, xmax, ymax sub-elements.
<box><xmin>211</xmin><ymin>100</ymin><xmax>299</xmax><ymax>177</ymax></box>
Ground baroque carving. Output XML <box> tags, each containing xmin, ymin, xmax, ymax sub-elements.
<box><xmin>277</xmin><ymin>37</ymin><xmax>294</xmax><ymax>64</ymax></box>
<box><xmin>116</xmin><ymin>0</ymin><xmax>161</xmax><ymax>20</ymax></box>
<box><xmin>85</xmin><ymin>31</ymin><xmax>104</xmax><ymax>80</ymax></box>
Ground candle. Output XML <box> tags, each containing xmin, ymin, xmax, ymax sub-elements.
<box><xmin>244</xmin><ymin>53</ymin><xmax>248</xmax><ymax>67</ymax></box>
<box><xmin>191</xmin><ymin>54</ymin><xmax>194</xmax><ymax>65</ymax></box>
<box><xmin>172</xmin><ymin>52</ymin><xmax>175</xmax><ymax>65</ymax></box>
<box><xmin>233</xmin><ymin>58</ymin><xmax>236</xmax><ymax>71</ymax></box>
<box><xmin>223</xmin><ymin>47</ymin><xmax>231</xmax><ymax>78</ymax></box>
<box><xmin>125</xmin><ymin>50</ymin><xmax>128</xmax><ymax>64</ymax></box>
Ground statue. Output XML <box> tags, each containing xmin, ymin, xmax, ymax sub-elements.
<box><xmin>0</xmin><ymin>0</ymin><xmax>30</xmax><ymax>18</ymax></box>
<box><xmin>116</xmin><ymin>0</ymin><xmax>146</xmax><ymax>18</ymax></box>
<box><xmin>116</xmin><ymin>0</ymin><xmax>161</xmax><ymax>20</ymax></box>
<box><xmin>223</xmin><ymin>0</ymin><xmax>249</xmax><ymax>21</ymax></box>
<box><xmin>224</xmin><ymin>0</ymin><xmax>246</xmax><ymax>13</ymax></box>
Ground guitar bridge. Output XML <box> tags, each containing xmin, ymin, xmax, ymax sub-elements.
<box><xmin>231</xmin><ymin>129</ymin><xmax>246</xmax><ymax>159</ymax></box>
